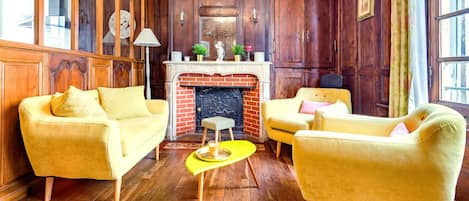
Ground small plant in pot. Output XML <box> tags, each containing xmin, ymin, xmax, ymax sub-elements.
<box><xmin>193</xmin><ymin>44</ymin><xmax>208</xmax><ymax>61</ymax></box>
<box><xmin>231</xmin><ymin>45</ymin><xmax>245</xmax><ymax>62</ymax></box>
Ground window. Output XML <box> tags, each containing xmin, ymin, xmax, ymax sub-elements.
<box><xmin>431</xmin><ymin>0</ymin><xmax>469</xmax><ymax>110</ymax></box>
<box><xmin>44</xmin><ymin>0</ymin><xmax>71</xmax><ymax>49</ymax></box>
<box><xmin>0</xmin><ymin>0</ymin><xmax>35</xmax><ymax>44</ymax></box>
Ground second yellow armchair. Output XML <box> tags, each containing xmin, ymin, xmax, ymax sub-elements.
<box><xmin>261</xmin><ymin>88</ymin><xmax>351</xmax><ymax>158</ymax></box>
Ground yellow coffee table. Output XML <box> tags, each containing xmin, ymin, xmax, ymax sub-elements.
<box><xmin>185</xmin><ymin>140</ymin><xmax>259</xmax><ymax>201</ymax></box>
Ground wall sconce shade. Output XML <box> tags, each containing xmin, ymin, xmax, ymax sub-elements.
<box><xmin>251</xmin><ymin>8</ymin><xmax>258</xmax><ymax>24</ymax></box>
<box><xmin>179</xmin><ymin>11</ymin><xmax>185</xmax><ymax>26</ymax></box>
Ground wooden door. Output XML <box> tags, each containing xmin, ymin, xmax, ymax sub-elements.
<box><xmin>274</xmin><ymin>0</ymin><xmax>305</xmax><ymax>68</ymax></box>
<box><xmin>304</xmin><ymin>0</ymin><xmax>336</xmax><ymax>68</ymax></box>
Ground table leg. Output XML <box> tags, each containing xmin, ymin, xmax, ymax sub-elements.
<box><xmin>247</xmin><ymin>158</ymin><xmax>259</xmax><ymax>188</ymax></box>
<box><xmin>201</xmin><ymin>128</ymin><xmax>207</xmax><ymax>146</ymax></box>
<box><xmin>198</xmin><ymin>172</ymin><xmax>205</xmax><ymax>201</ymax></box>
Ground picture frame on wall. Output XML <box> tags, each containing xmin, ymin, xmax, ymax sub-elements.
<box><xmin>357</xmin><ymin>0</ymin><xmax>374</xmax><ymax>21</ymax></box>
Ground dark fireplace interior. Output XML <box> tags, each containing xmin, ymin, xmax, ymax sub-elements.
<box><xmin>195</xmin><ymin>87</ymin><xmax>244</xmax><ymax>134</ymax></box>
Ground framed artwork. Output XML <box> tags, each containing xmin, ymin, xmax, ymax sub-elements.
<box><xmin>357</xmin><ymin>0</ymin><xmax>374</xmax><ymax>21</ymax></box>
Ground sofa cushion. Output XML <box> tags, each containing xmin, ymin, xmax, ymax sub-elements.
<box><xmin>118</xmin><ymin>115</ymin><xmax>166</xmax><ymax>156</ymax></box>
<box><xmin>51</xmin><ymin>86</ymin><xmax>107</xmax><ymax>118</ymax></box>
<box><xmin>98</xmin><ymin>86</ymin><xmax>151</xmax><ymax>120</ymax></box>
<box><xmin>269</xmin><ymin>113</ymin><xmax>315</xmax><ymax>133</ymax></box>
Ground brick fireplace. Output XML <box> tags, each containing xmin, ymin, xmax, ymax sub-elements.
<box><xmin>163</xmin><ymin>61</ymin><xmax>271</xmax><ymax>141</ymax></box>
<box><xmin>175</xmin><ymin>74</ymin><xmax>260</xmax><ymax>136</ymax></box>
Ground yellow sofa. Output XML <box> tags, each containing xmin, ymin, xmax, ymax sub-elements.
<box><xmin>261</xmin><ymin>88</ymin><xmax>351</xmax><ymax>158</ymax></box>
<box><xmin>293</xmin><ymin>104</ymin><xmax>466</xmax><ymax>201</ymax></box>
<box><xmin>18</xmin><ymin>91</ymin><xmax>168</xmax><ymax>201</ymax></box>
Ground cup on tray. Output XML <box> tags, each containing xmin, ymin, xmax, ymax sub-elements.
<box><xmin>207</xmin><ymin>140</ymin><xmax>219</xmax><ymax>157</ymax></box>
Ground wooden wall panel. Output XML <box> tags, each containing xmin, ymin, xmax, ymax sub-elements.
<box><xmin>338</xmin><ymin>0</ymin><xmax>390</xmax><ymax>115</ymax></box>
<box><xmin>89</xmin><ymin>58</ymin><xmax>113</xmax><ymax>89</ymax></box>
<box><xmin>113</xmin><ymin>61</ymin><xmax>132</xmax><ymax>88</ymax></box>
<box><xmin>49</xmin><ymin>53</ymin><xmax>88</xmax><ymax>93</ymax></box>
<box><xmin>132</xmin><ymin>62</ymin><xmax>145</xmax><ymax>86</ymax></box>
<box><xmin>201</xmin><ymin>0</ymin><xmax>236</xmax><ymax>7</ymax></box>
<box><xmin>0</xmin><ymin>48</ymin><xmax>46</xmax><ymax>186</ymax></box>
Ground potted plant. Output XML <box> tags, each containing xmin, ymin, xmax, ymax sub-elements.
<box><xmin>193</xmin><ymin>44</ymin><xmax>208</xmax><ymax>61</ymax></box>
<box><xmin>231</xmin><ymin>45</ymin><xmax>245</xmax><ymax>62</ymax></box>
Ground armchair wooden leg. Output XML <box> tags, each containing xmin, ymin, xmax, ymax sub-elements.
<box><xmin>114</xmin><ymin>178</ymin><xmax>122</xmax><ymax>201</ymax></box>
<box><xmin>155</xmin><ymin>145</ymin><xmax>159</xmax><ymax>161</ymax></box>
<box><xmin>276</xmin><ymin>141</ymin><xmax>281</xmax><ymax>158</ymax></box>
<box><xmin>44</xmin><ymin>177</ymin><xmax>54</xmax><ymax>201</ymax></box>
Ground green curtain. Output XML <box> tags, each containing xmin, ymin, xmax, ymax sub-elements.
<box><xmin>389</xmin><ymin>0</ymin><xmax>410</xmax><ymax>117</ymax></box>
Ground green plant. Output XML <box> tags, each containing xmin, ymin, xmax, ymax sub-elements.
<box><xmin>193</xmin><ymin>44</ymin><xmax>208</xmax><ymax>56</ymax></box>
<box><xmin>231</xmin><ymin>45</ymin><xmax>245</xmax><ymax>56</ymax></box>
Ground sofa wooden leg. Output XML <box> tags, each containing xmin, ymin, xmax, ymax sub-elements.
<box><xmin>44</xmin><ymin>177</ymin><xmax>54</xmax><ymax>201</ymax></box>
<box><xmin>114</xmin><ymin>178</ymin><xmax>122</xmax><ymax>201</ymax></box>
<box><xmin>276</xmin><ymin>141</ymin><xmax>281</xmax><ymax>158</ymax></box>
<box><xmin>155</xmin><ymin>146</ymin><xmax>160</xmax><ymax>161</ymax></box>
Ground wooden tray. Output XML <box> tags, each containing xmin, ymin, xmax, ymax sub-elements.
<box><xmin>195</xmin><ymin>146</ymin><xmax>232</xmax><ymax>162</ymax></box>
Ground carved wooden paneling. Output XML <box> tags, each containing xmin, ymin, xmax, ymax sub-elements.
<box><xmin>49</xmin><ymin>53</ymin><xmax>88</xmax><ymax>93</ymax></box>
<box><xmin>113</xmin><ymin>61</ymin><xmax>132</xmax><ymax>88</ymax></box>
<box><xmin>89</xmin><ymin>58</ymin><xmax>113</xmax><ymax>89</ymax></box>
<box><xmin>304</xmin><ymin>0</ymin><xmax>336</xmax><ymax>68</ymax></box>
<box><xmin>132</xmin><ymin>62</ymin><xmax>145</xmax><ymax>86</ymax></box>
<box><xmin>243</xmin><ymin>0</ymin><xmax>267</xmax><ymax>54</ymax></box>
<box><xmin>274</xmin><ymin>68</ymin><xmax>306</xmax><ymax>98</ymax></box>
<box><xmin>307</xmin><ymin>68</ymin><xmax>335</xmax><ymax>87</ymax></box>
<box><xmin>0</xmin><ymin>48</ymin><xmax>46</xmax><ymax>185</ymax></box>
<box><xmin>358</xmin><ymin>70</ymin><xmax>376</xmax><ymax>115</ymax></box>
<box><xmin>274</xmin><ymin>0</ymin><xmax>304</xmax><ymax>68</ymax></box>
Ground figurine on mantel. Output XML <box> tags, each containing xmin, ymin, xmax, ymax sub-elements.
<box><xmin>215</xmin><ymin>41</ymin><xmax>225</xmax><ymax>62</ymax></box>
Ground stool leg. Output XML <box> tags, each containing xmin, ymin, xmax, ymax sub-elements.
<box><xmin>201</xmin><ymin>128</ymin><xmax>208</xmax><ymax>146</ymax></box>
<box><xmin>228</xmin><ymin>128</ymin><xmax>234</xmax><ymax>141</ymax></box>
<box><xmin>215</xmin><ymin>130</ymin><xmax>219</xmax><ymax>143</ymax></box>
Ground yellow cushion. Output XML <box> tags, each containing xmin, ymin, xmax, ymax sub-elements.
<box><xmin>269</xmin><ymin>113</ymin><xmax>315</xmax><ymax>133</ymax></box>
<box><xmin>118</xmin><ymin>115</ymin><xmax>166</xmax><ymax>156</ymax></box>
<box><xmin>98</xmin><ymin>86</ymin><xmax>151</xmax><ymax>120</ymax></box>
<box><xmin>51</xmin><ymin>86</ymin><xmax>107</xmax><ymax>118</ymax></box>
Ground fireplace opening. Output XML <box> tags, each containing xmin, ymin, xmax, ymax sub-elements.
<box><xmin>195</xmin><ymin>87</ymin><xmax>245</xmax><ymax>134</ymax></box>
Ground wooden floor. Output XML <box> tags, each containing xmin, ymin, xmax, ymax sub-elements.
<box><xmin>22</xmin><ymin>138</ymin><xmax>305</xmax><ymax>201</ymax></box>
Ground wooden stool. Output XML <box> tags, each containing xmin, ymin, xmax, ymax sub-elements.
<box><xmin>201</xmin><ymin>116</ymin><xmax>235</xmax><ymax>145</ymax></box>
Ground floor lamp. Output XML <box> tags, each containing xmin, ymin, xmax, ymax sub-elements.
<box><xmin>134</xmin><ymin>28</ymin><xmax>161</xmax><ymax>99</ymax></box>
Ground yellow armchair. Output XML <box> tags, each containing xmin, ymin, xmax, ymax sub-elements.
<box><xmin>261</xmin><ymin>88</ymin><xmax>351</xmax><ymax>158</ymax></box>
<box><xmin>292</xmin><ymin>104</ymin><xmax>466</xmax><ymax>201</ymax></box>
<box><xmin>18</xmin><ymin>93</ymin><xmax>168</xmax><ymax>201</ymax></box>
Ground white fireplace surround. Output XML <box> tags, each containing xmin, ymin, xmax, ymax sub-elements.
<box><xmin>163</xmin><ymin>61</ymin><xmax>271</xmax><ymax>141</ymax></box>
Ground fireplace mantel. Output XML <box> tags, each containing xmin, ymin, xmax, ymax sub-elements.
<box><xmin>163</xmin><ymin>61</ymin><xmax>271</xmax><ymax>141</ymax></box>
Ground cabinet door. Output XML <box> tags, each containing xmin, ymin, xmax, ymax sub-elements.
<box><xmin>304</xmin><ymin>0</ymin><xmax>336</xmax><ymax>68</ymax></box>
<box><xmin>274</xmin><ymin>0</ymin><xmax>305</xmax><ymax>68</ymax></box>
<box><xmin>274</xmin><ymin>68</ymin><xmax>307</xmax><ymax>98</ymax></box>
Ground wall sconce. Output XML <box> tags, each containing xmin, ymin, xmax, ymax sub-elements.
<box><xmin>179</xmin><ymin>11</ymin><xmax>185</xmax><ymax>26</ymax></box>
<box><xmin>250</xmin><ymin>8</ymin><xmax>258</xmax><ymax>24</ymax></box>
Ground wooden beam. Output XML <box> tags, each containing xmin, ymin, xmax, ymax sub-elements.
<box><xmin>96</xmin><ymin>0</ymin><xmax>103</xmax><ymax>54</ymax></box>
<box><xmin>71</xmin><ymin>0</ymin><xmax>79</xmax><ymax>50</ymax></box>
<box><xmin>129</xmin><ymin>0</ymin><xmax>135</xmax><ymax>58</ymax></box>
<box><xmin>115</xmin><ymin>0</ymin><xmax>121</xmax><ymax>57</ymax></box>
<box><xmin>34</xmin><ymin>0</ymin><xmax>44</xmax><ymax>45</ymax></box>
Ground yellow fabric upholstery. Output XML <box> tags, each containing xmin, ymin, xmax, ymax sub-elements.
<box><xmin>292</xmin><ymin>104</ymin><xmax>466</xmax><ymax>201</ymax></box>
<box><xmin>51</xmin><ymin>86</ymin><xmax>107</xmax><ymax>118</ymax></box>
<box><xmin>18</xmin><ymin>92</ymin><xmax>168</xmax><ymax>181</ymax></box>
<box><xmin>261</xmin><ymin>88</ymin><xmax>351</xmax><ymax>145</ymax></box>
<box><xmin>98</xmin><ymin>86</ymin><xmax>151</xmax><ymax>120</ymax></box>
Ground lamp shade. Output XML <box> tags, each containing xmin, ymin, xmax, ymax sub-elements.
<box><xmin>134</xmin><ymin>28</ymin><xmax>161</xmax><ymax>47</ymax></box>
